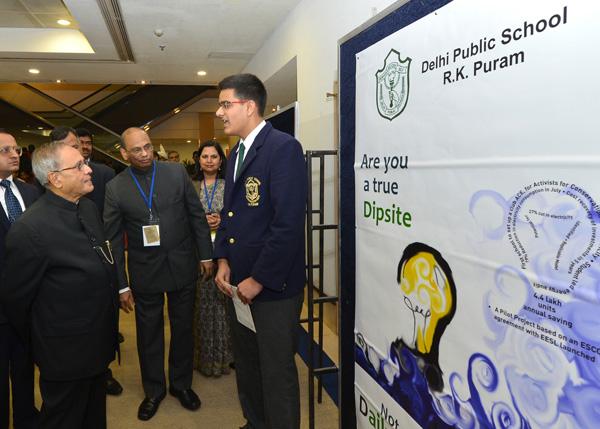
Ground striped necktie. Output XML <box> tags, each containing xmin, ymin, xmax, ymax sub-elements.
<box><xmin>1</xmin><ymin>180</ymin><xmax>23</xmax><ymax>224</ymax></box>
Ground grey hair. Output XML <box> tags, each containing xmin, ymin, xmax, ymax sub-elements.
<box><xmin>32</xmin><ymin>141</ymin><xmax>66</xmax><ymax>187</ymax></box>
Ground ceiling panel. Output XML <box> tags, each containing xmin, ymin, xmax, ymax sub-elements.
<box><xmin>0</xmin><ymin>12</ymin><xmax>40</xmax><ymax>28</ymax></box>
<box><xmin>0</xmin><ymin>0</ymin><xmax>29</xmax><ymax>13</ymax></box>
<box><xmin>34</xmin><ymin>14</ymin><xmax>79</xmax><ymax>29</ymax></box>
<box><xmin>0</xmin><ymin>0</ymin><xmax>299</xmax><ymax>110</ymax></box>
<box><xmin>18</xmin><ymin>0</ymin><xmax>68</xmax><ymax>14</ymax></box>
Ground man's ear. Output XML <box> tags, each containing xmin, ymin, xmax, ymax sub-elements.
<box><xmin>245</xmin><ymin>100</ymin><xmax>257</xmax><ymax>117</ymax></box>
<box><xmin>47</xmin><ymin>172</ymin><xmax>61</xmax><ymax>189</ymax></box>
<box><xmin>120</xmin><ymin>147</ymin><xmax>129</xmax><ymax>162</ymax></box>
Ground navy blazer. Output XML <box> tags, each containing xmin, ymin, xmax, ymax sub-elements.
<box><xmin>0</xmin><ymin>180</ymin><xmax>40</xmax><ymax>325</ymax></box>
<box><xmin>213</xmin><ymin>122</ymin><xmax>307</xmax><ymax>302</ymax></box>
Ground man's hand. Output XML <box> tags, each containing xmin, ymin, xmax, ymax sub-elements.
<box><xmin>119</xmin><ymin>290</ymin><xmax>135</xmax><ymax>313</ymax></box>
<box><xmin>206</xmin><ymin>213</ymin><xmax>221</xmax><ymax>231</ymax></box>
<box><xmin>237</xmin><ymin>277</ymin><xmax>263</xmax><ymax>305</ymax></box>
<box><xmin>215</xmin><ymin>259</ymin><xmax>233</xmax><ymax>297</ymax></box>
<box><xmin>200</xmin><ymin>260</ymin><xmax>215</xmax><ymax>279</ymax></box>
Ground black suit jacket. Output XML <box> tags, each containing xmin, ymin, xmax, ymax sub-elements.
<box><xmin>85</xmin><ymin>161</ymin><xmax>115</xmax><ymax>220</ymax></box>
<box><xmin>104</xmin><ymin>161</ymin><xmax>213</xmax><ymax>294</ymax></box>
<box><xmin>0</xmin><ymin>191</ymin><xmax>119</xmax><ymax>381</ymax></box>
<box><xmin>0</xmin><ymin>180</ymin><xmax>40</xmax><ymax>325</ymax></box>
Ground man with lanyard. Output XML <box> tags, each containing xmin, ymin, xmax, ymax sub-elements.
<box><xmin>104</xmin><ymin>127</ymin><xmax>214</xmax><ymax>421</ymax></box>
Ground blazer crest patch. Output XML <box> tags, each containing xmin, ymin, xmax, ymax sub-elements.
<box><xmin>245</xmin><ymin>177</ymin><xmax>261</xmax><ymax>206</ymax></box>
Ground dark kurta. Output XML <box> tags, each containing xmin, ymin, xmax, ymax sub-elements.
<box><xmin>104</xmin><ymin>161</ymin><xmax>213</xmax><ymax>294</ymax></box>
<box><xmin>0</xmin><ymin>191</ymin><xmax>119</xmax><ymax>381</ymax></box>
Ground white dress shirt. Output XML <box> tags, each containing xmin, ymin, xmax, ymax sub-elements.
<box><xmin>0</xmin><ymin>176</ymin><xmax>26</xmax><ymax>220</ymax></box>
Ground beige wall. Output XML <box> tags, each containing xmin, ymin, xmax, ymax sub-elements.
<box><xmin>242</xmin><ymin>0</ymin><xmax>403</xmax><ymax>299</ymax></box>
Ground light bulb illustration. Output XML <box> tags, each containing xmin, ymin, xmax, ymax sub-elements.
<box><xmin>392</xmin><ymin>243</ymin><xmax>457</xmax><ymax>391</ymax></box>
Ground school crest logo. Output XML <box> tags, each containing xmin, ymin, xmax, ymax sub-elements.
<box><xmin>245</xmin><ymin>177</ymin><xmax>261</xmax><ymax>206</ymax></box>
<box><xmin>376</xmin><ymin>49</ymin><xmax>411</xmax><ymax>121</ymax></box>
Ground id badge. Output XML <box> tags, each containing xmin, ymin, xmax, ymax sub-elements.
<box><xmin>143</xmin><ymin>217</ymin><xmax>160</xmax><ymax>247</ymax></box>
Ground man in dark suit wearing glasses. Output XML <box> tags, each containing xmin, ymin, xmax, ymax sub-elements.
<box><xmin>0</xmin><ymin>130</ymin><xmax>40</xmax><ymax>429</ymax></box>
<box><xmin>104</xmin><ymin>128</ymin><xmax>214</xmax><ymax>421</ymax></box>
<box><xmin>214</xmin><ymin>74</ymin><xmax>307</xmax><ymax>429</ymax></box>
<box><xmin>49</xmin><ymin>125</ymin><xmax>123</xmax><ymax>396</ymax></box>
<box><xmin>1</xmin><ymin>141</ymin><xmax>119</xmax><ymax>427</ymax></box>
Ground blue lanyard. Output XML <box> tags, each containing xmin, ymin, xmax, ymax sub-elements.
<box><xmin>203</xmin><ymin>178</ymin><xmax>217</xmax><ymax>211</ymax></box>
<box><xmin>130</xmin><ymin>162</ymin><xmax>156</xmax><ymax>218</ymax></box>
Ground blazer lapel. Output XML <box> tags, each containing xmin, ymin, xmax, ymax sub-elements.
<box><xmin>234</xmin><ymin>123</ymin><xmax>271</xmax><ymax>187</ymax></box>
<box><xmin>14</xmin><ymin>180</ymin><xmax>35</xmax><ymax>208</ymax></box>
<box><xmin>0</xmin><ymin>208</ymin><xmax>9</xmax><ymax>231</ymax></box>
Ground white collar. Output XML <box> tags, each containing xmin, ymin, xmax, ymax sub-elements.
<box><xmin>238</xmin><ymin>120</ymin><xmax>266</xmax><ymax>153</ymax></box>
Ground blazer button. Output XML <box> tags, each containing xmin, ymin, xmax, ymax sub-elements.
<box><xmin>229</xmin><ymin>238</ymin><xmax>234</xmax><ymax>244</ymax></box>
<box><xmin>228</xmin><ymin>212</ymin><xmax>233</xmax><ymax>217</ymax></box>
<box><xmin>91</xmin><ymin>237</ymin><xmax>96</xmax><ymax>242</ymax></box>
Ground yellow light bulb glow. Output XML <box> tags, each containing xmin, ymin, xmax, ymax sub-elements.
<box><xmin>400</xmin><ymin>252</ymin><xmax>453</xmax><ymax>355</ymax></box>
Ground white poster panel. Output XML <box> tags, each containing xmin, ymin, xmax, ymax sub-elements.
<box><xmin>354</xmin><ymin>0</ymin><xmax>600</xmax><ymax>428</ymax></box>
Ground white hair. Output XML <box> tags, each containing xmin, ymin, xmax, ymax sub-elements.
<box><xmin>32</xmin><ymin>141</ymin><xmax>66</xmax><ymax>187</ymax></box>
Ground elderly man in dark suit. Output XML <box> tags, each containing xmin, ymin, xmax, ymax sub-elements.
<box><xmin>49</xmin><ymin>125</ymin><xmax>123</xmax><ymax>396</ymax></box>
<box><xmin>0</xmin><ymin>130</ymin><xmax>40</xmax><ymax>429</ymax></box>
<box><xmin>214</xmin><ymin>74</ymin><xmax>307</xmax><ymax>429</ymax></box>
<box><xmin>104</xmin><ymin>127</ymin><xmax>214</xmax><ymax>421</ymax></box>
<box><xmin>0</xmin><ymin>141</ymin><xmax>120</xmax><ymax>428</ymax></box>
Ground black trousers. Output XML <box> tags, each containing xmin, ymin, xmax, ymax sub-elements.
<box><xmin>229</xmin><ymin>292</ymin><xmax>304</xmax><ymax>429</ymax></box>
<box><xmin>0</xmin><ymin>322</ymin><xmax>38</xmax><ymax>429</ymax></box>
<box><xmin>133</xmin><ymin>283</ymin><xmax>195</xmax><ymax>397</ymax></box>
<box><xmin>38</xmin><ymin>371</ymin><xmax>107</xmax><ymax>429</ymax></box>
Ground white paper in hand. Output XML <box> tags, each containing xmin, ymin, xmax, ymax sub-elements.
<box><xmin>231</xmin><ymin>285</ymin><xmax>256</xmax><ymax>333</ymax></box>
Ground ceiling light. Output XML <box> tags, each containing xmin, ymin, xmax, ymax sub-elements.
<box><xmin>187</xmin><ymin>140</ymin><xmax>191</xmax><ymax>143</ymax></box>
<box><xmin>140</xmin><ymin>80</ymin><xmax>146</xmax><ymax>84</ymax></box>
<box><xmin>173</xmin><ymin>108</ymin><xmax>180</xmax><ymax>114</ymax></box>
<box><xmin>57</xmin><ymin>19</ymin><xmax>71</xmax><ymax>26</ymax></box>
<box><xmin>197</xmin><ymin>71</ymin><xmax>207</xmax><ymax>76</ymax></box>
<box><xmin>29</xmin><ymin>69</ymin><xmax>40</xmax><ymax>74</ymax></box>
<box><xmin>55</xmin><ymin>79</ymin><xmax>61</xmax><ymax>83</ymax></box>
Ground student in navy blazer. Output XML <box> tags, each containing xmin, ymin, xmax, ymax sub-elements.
<box><xmin>214</xmin><ymin>74</ymin><xmax>307</xmax><ymax>429</ymax></box>
<box><xmin>0</xmin><ymin>130</ymin><xmax>40</xmax><ymax>429</ymax></box>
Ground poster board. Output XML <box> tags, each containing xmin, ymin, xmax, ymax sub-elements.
<box><xmin>339</xmin><ymin>0</ymin><xmax>600</xmax><ymax>427</ymax></box>
<box><xmin>265</xmin><ymin>101</ymin><xmax>299</xmax><ymax>140</ymax></box>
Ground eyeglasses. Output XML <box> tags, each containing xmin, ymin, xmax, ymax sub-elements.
<box><xmin>52</xmin><ymin>160</ymin><xmax>85</xmax><ymax>173</ymax></box>
<box><xmin>127</xmin><ymin>143</ymin><xmax>153</xmax><ymax>156</ymax></box>
<box><xmin>218</xmin><ymin>100</ymin><xmax>250</xmax><ymax>110</ymax></box>
<box><xmin>0</xmin><ymin>146</ymin><xmax>22</xmax><ymax>156</ymax></box>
